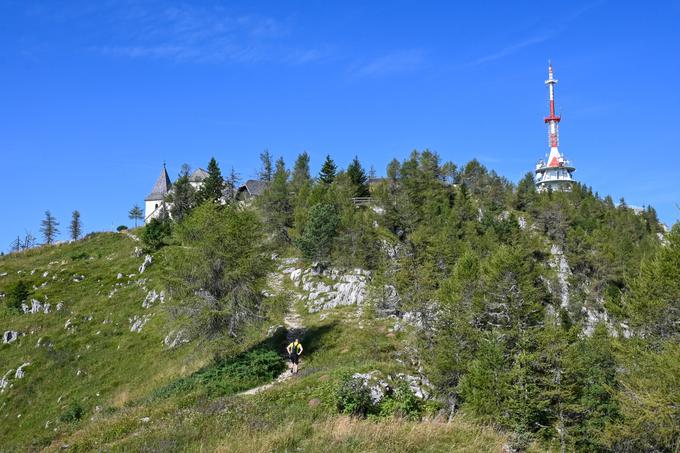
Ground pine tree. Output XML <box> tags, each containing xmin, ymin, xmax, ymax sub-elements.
<box><xmin>169</xmin><ymin>165</ymin><xmax>196</xmax><ymax>222</ymax></box>
<box><xmin>258</xmin><ymin>157</ymin><xmax>292</xmax><ymax>244</ymax></box>
<box><xmin>258</xmin><ymin>149</ymin><xmax>273</xmax><ymax>182</ymax></box>
<box><xmin>69</xmin><ymin>210</ymin><xmax>82</xmax><ymax>240</ymax></box>
<box><xmin>346</xmin><ymin>155</ymin><xmax>369</xmax><ymax>197</ymax></box>
<box><xmin>40</xmin><ymin>210</ymin><xmax>59</xmax><ymax>244</ymax></box>
<box><xmin>128</xmin><ymin>204</ymin><xmax>144</xmax><ymax>227</ymax></box>
<box><xmin>197</xmin><ymin>157</ymin><xmax>225</xmax><ymax>204</ymax></box>
<box><xmin>318</xmin><ymin>155</ymin><xmax>337</xmax><ymax>185</ymax></box>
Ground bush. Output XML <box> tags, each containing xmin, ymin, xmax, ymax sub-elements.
<box><xmin>336</xmin><ymin>375</ymin><xmax>374</xmax><ymax>417</ymax></box>
<box><xmin>116</xmin><ymin>225</ymin><xmax>128</xmax><ymax>232</ymax></box>
<box><xmin>141</xmin><ymin>218</ymin><xmax>172</xmax><ymax>252</ymax></box>
<box><xmin>379</xmin><ymin>381</ymin><xmax>422</xmax><ymax>419</ymax></box>
<box><xmin>60</xmin><ymin>401</ymin><xmax>84</xmax><ymax>423</ymax></box>
<box><xmin>5</xmin><ymin>280</ymin><xmax>30</xmax><ymax>311</ymax></box>
<box><xmin>69</xmin><ymin>251</ymin><xmax>90</xmax><ymax>261</ymax></box>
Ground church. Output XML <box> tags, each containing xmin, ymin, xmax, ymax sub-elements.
<box><xmin>144</xmin><ymin>165</ymin><xmax>267</xmax><ymax>223</ymax></box>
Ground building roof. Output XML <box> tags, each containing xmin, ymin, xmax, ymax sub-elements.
<box><xmin>238</xmin><ymin>179</ymin><xmax>269</xmax><ymax>197</ymax></box>
<box><xmin>145</xmin><ymin>165</ymin><xmax>172</xmax><ymax>201</ymax></box>
<box><xmin>189</xmin><ymin>168</ymin><xmax>209</xmax><ymax>182</ymax></box>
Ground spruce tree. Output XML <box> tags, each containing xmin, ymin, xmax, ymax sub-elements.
<box><xmin>346</xmin><ymin>156</ymin><xmax>369</xmax><ymax>197</ymax></box>
<box><xmin>197</xmin><ymin>157</ymin><xmax>225</xmax><ymax>204</ymax></box>
<box><xmin>69</xmin><ymin>210</ymin><xmax>82</xmax><ymax>240</ymax></box>
<box><xmin>169</xmin><ymin>164</ymin><xmax>196</xmax><ymax>222</ymax></box>
<box><xmin>128</xmin><ymin>204</ymin><xmax>144</xmax><ymax>227</ymax></box>
<box><xmin>40</xmin><ymin>210</ymin><xmax>59</xmax><ymax>244</ymax></box>
<box><xmin>296</xmin><ymin>203</ymin><xmax>339</xmax><ymax>264</ymax></box>
<box><xmin>318</xmin><ymin>155</ymin><xmax>337</xmax><ymax>185</ymax></box>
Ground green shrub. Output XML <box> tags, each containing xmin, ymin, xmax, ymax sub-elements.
<box><xmin>5</xmin><ymin>280</ymin><xmax>30</xmax><ymax>311</ymax></box>
<box><xmin>336</xmin><ymin>374</ymin><xmax>374</xmax><ymax>417</ymax></box>
<box><xmin>60</xmin><ymin>401</ymin><xmax>84</xmax><ymax>423</ymax></box>
<box><xmin>69</xmin><ymin>251</ymin><xmax>90</xmax><ymax>261</ymax></box>
<box><xmin>141</xmin><ymin>218</ymin><xmax>172</xmax><ymax>252</ymax></box>
<box><xmin>379</xmin><ymin>381</ymin><xmax>421</xmax><ymax>419</ymax></box>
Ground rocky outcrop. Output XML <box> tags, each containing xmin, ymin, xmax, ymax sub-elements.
<box><xmin>142</xmin><ymin>289</ymin><xmax>165</xmax><ymax>309</ymax></box>
<box><xmin>549</xmin><ymin>244</ymin><xmax>571</xmax><ymax>309</ymax></box>
<box><xmin>350</xmin><ymin>370</ymin><xmax>434</xmax><ymax>404</ymax></box>
<box><xmin>21</xmin><ymin>299</ymin><xmax>51</xmax><ymax>314</ymax></box>
<box><xmin>285</xmin><ymin>266</ymin><xmax>370</xmax><ymax>313</ymax></box>
<box><xmin>139</xmin><ymin>255</ymin><xmax>153</xmax><ymax>274</ymax></box>
<box><xmin>3</xmin><ymin>331</ymin><xmax>21</xmax><ymax>344</ymax></box>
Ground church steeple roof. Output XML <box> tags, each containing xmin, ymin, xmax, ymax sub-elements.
<box><xmin>145</xmin><ymin>163</ymin><xmax>172</xmax><ymax>201</ymax></box>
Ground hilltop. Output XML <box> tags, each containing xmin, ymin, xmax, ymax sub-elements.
<box><xmin>2</xmin><ymin>152</ymin><xmax>679</xmax><ymax>452</ymax></box>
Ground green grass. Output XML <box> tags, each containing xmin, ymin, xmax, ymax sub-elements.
<box><xmin>1</xmin><ymin>232</ymin><xmax>517</xmax><ymax>452</ymax></box>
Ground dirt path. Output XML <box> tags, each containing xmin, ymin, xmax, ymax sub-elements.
<box><xmin>239</xmin><ymin>304</ymin><xmax>305</xmax><ymax>396</ymax></box>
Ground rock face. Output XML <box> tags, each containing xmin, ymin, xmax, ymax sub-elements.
<box><xmin>285</xmin><ymin>266</ymin><xmax>370</xmax><ymax>312</ymax></box>
<box><xmin>350</xmin><ymin>371</ymin><xmax>434</xmax><ymax>404</ymax></box>
<box><xmin>139</xmin><ymin>255</ymin><xmax>153</xmax><ymax>274</ymax></box>
<box><xmin>3</xmin><ymin>331</ymin><xmax>21</xmax><ymax>344</ymax></box>
<box><xmin>550</xmin><ymin>244</ymin><xmax>571</xmax><ymax>309</ymax></box>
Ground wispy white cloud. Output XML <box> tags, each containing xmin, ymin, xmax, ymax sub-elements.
<box><xmin>465</xmin><ymin>0</ymin><xmax>605</xmax><ymax>67</ymax></box>
<box><xmin>466</xmin><ymin>34</ymin><xmax>552</xmax><ymax>67</ymax></box>
<box><xmin>349</xmin><ymin>49</ymin><xmax>426</xmax><ymax>78</ymax></box>
<box><xmin>78</xmin><ymin>2</ymin><xmax>321</xmax><ymax>64</ymax></box>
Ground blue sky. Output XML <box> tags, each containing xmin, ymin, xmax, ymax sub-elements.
<box><xmin>1</xmin><ymin>0</ymin><xmax>679</xmax><ymax>248</ymax></box>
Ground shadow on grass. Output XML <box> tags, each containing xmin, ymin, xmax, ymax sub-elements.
<box><xmin>146</xmin><ymin>321</ymin><xmax>338</xmax><ymax>402</ymax></box>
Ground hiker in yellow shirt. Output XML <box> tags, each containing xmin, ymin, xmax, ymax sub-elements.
<box><xmin>286</xmin><ymin>338</ymin><xmax>303</xmax><ymax>374</ymax></box>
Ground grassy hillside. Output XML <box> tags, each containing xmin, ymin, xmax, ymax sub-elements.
<box><xmin>1</xmin><ymin>232</ymin><xmax>512</xmax><ymax>452</ymax></box>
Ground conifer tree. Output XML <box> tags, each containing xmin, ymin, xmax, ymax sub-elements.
<box><xmin>224</xmin><ymin>166</ymin><xmax>240</xmax><ymax>203</ymax></box>
<box><xmin>69</xmin><ymin>210</ymin><xmax>82</xmax><ymax>240</ymax></box>
<box><xmin>197</xmin><ymin>157</ymin><xmax>225</xmax><ymax>204</ymax></box>
<box><xmin>296</xmin><ymin>203</ymin><xmax>339</xmax><ymax>264</ymax></box>
<box><xmin>169</xmin><ymin>164</ymin><xmax>196</xmax><ymax>222</ymax></box>
<box><xmin>346</xmin><ymin>155</ymin><xmax>370</xmax><ymax>197</ymax></box>
<box><xmin>40</xmin><ymin>210</ymin><xmax>59</xmax><ymax>244</ymax></box>
<box><xmin>258</xmin><ymin>149</ymin><xmax>273</xmax><ymax>182</ymax></box>
<box><xmin>318</xmin><ymin>155</ymin><xmax>337</xmax><ymax>185</ymax></box>
<box><xmin>129</xmin><ymin>204</ymin><xmax>144</xmax><ymax>227</ymax></box>
<box><xmin>258</xmin><ymin>157</ymin><xmax>292</xmax><ymax>243</ymax></box>
<box><xmin>291</xmin><ymin>151</ymin><xmax>311</xmax><ymax>194</ymax></box>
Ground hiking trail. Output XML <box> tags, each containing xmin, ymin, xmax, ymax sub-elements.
<box><xmin>240</xmin><ymin>304</ymin><xmax>305</xmax><ymax>396</ymax></box>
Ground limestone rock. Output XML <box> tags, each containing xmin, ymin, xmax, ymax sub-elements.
<box><xmin>15</xmin><ymin>363</ymin><xmax>30</xmax><ymax>379</ymax></box>
<box><xmin>139</xmin><ymin>255</ymin><xmax>153</xmax><ymax>274</ymax></box>
<box><xmin>163</xmin><ymin>330</ymin><xmax>189</xmax><ymax>348</ymax></box>
<box><xmin>3</xmin><ymin>331</ymin><xmax>21</xmax><ymax>344</ymax></box>
<box><xmin>129</xmin><ymin>314</ymin><xmax>152</xmax><ymax>333</ymax></box>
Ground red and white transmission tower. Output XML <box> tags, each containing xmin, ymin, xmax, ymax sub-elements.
<box><xmin>535</xmin><ymin>62</ymin><xmax>576</xmax><ymax>191</ymax></box>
